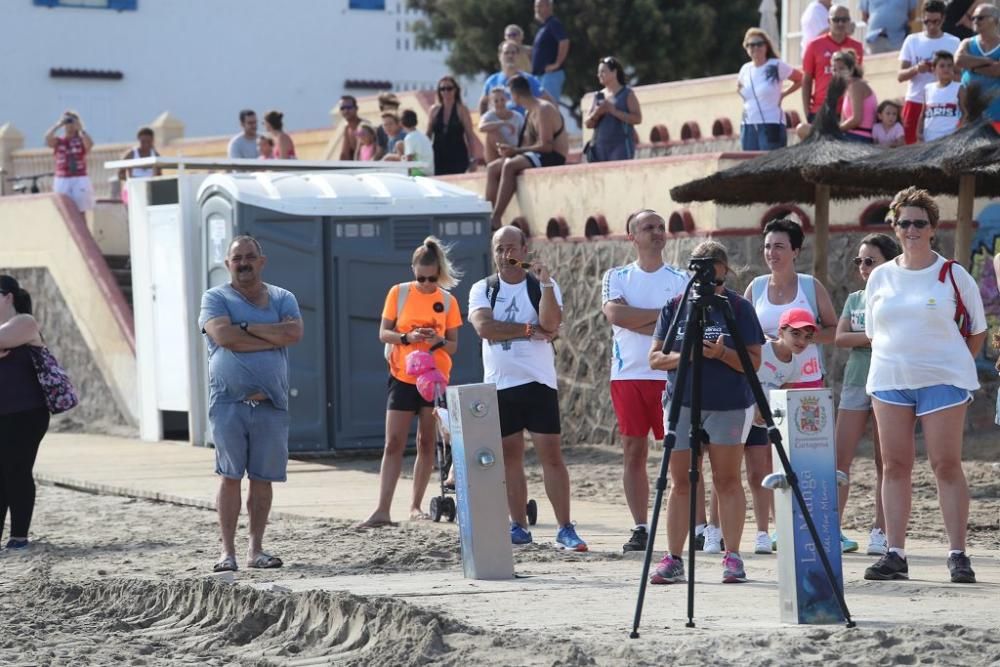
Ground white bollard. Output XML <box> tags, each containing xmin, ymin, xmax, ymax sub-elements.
<box><xmin>769</xmin><ymin>388</ymin><xmax>845</xmax><ymax>624</ymax></box>
<box><xmin>446</xmin><ymin>383</ymin><xmax>515</xmax><ymax>580</ymax></box>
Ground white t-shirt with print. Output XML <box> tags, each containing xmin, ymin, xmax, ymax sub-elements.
<box><xmin>738</xmin><ymin>58</ymin><xmax>796</xmax><ymax>126</ymax></box>
<box><xmin>750</xmin><ymin>275</ymin><xmax>824</xmax><ymax>384</ymax></box>
<box><xmin>602</xmin><ymin>262</ymin><xmax>688</xmax><ymax>381</ymax></box>
<box><xmin>757</xmin><ymin>339</ymin><xmax>802</xmax><ymax>394</ymax></box>
<box><xmin>403</xmin><ymin>130</ymin><xmax>435</xmax><ymax>174</ymax></box>
<box><xmin>468</xmin><ymin>275</ymin><xmax>563</xmax><ymax>391</ymax></box>
<box><xmin>865</xmin><ymin>254</ymin><xmax>986</xmax><ymax>393</ymax></box>
<box><xmin>922</xmin><ymin>81</ymin><xmax>962</xmax><ymax>141</ymax></box>
<box><xmin>899</xmin><ymin>32</ymin><xmax>961</xmax><ymax>103</ymax></box>
<box><xmin>801</xmin><ymin>1</ymin><xmax>831</xmax><ymax>48</ymax></box>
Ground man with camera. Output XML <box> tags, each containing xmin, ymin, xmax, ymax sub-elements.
<box><xmin>601</xmin><ymin>210</ymin><xmax>688</xmax><ymax>553</ymax></box>
<box><xmin>44</xmin><ymin>111</ymin><xmax>94</xmax><ymax>214</ymax></box>
<box><xmin>468</xmin><ymin>225</ymin><xmax>586</xmax><ymax>551</ymax></box>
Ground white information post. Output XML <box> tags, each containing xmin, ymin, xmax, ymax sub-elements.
<box><xmin>446</xmin><ymin>383</ymin><xmax>515</xmax><ymax>580</ymax></box>
<box><xmin>769</xmin><ymin>388</ymin><xmax>845</xmax><ymax>624</ymax></box>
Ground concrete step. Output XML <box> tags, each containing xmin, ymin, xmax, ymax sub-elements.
<box><xmin>103</xmin><ymin>254</ymin><xmax>133</xmax><ymax>312</ymax></box>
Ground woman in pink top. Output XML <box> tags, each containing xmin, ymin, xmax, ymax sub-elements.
<box><xmin>833</xmin><ymin>50</ymin><xmax>877</xmax><ymax>144</ymax></box>
<box><xmin>264</xmin><ymin>110</ymin><xmax>297</xmax><ymax>159</ymax></box>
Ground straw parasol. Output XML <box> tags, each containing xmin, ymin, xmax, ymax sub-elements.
<box><xmin>803</xmin><ymin>85</ymin><xmax>1000</xmax><ymax>266</ymax></box>
<box><xmin>670</xmin><ymin>77</ymin><xmax>881</xmax><ymax>286</ymax></box>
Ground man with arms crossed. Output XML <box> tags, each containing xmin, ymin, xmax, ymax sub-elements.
<box><xmin>601</xmin><ymin>210</ymin><xmax>688</xmax><ymax>553</ymax></box>
<box><xmin>199</xmin><ymin>236</ymin><xmax>303</xmax><ymax>572</ymax></box>
<box><xmin>469</xmin><ymin>226</ymin><xmax>587</xmax><ymax>551</ymax></box>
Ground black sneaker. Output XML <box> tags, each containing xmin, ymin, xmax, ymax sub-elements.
<box><xmin>623</xmin><ymin>526</ymin><xmax>648</xmax><ymax>553</ymax></box>
<box><xmin>694</xmin><ymin>530</ymin><xmax>705</xmax><ymax>551</ymax></box>
<box><xmin>864</xmin><ymin>552</ymin><xmax>909</xmax><ymax>580</ymax></box>
<box><xmin>947</xmin><ymin>552</ymin><xmax>976</xmax><ymax>584</ymax></box>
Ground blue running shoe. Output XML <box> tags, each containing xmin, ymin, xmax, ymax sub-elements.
<box><xmin>5</xmin><ymin>539</ymin><xmax>29</xmax><ymax>550</ymax></box>
<box><xmin>841</xmin><ymin>532</ymin><xmax>859</xmax><ymax>553</ymax></box>
<box><xmin>555</xmin><ymin>524</ymin><xmax>588</xmax><ymax>552</ymax></box>
<box><xmin>510</xmin><ymin>522</ymin><xmax>533</xmax><ymax>545</ymax></box>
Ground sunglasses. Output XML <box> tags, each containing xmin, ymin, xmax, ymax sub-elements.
<box><xmin>340</xmin><ymin>105</ymin><xmax>357</xmax><ymax>111</ymax></box>
<box><xmin>746</xmin><ymin>41</ymin><xmax>766</xmax><ymax>47</ymax></box>
<box><xmin>831</xmin><ymin>17</ymin><xmax>851</xmax><ymax>23</ymax></box>
<box><xmin>853</xmin><ymin>257</ymin><xmax>877</xmax><ymax>267</ymax></box>
<box><xmin>438</xmin><ymin>86</ymin><xmax>456</xmax><ymax>92</ymax></box>
<box><xmin>505</xmin><ymin>32</ymin><xmax>520</xmax><ymax>37</ymax></box>
<box><xmin>972</xmin><ymin>14</ymin><xmax>995</xmax><ymax>22</ymax></box>
<box><xmin>895</xmin><ymin>219</ymin><xmax>930</xmax><ymax>229</ymax></box>
<box><xmin>922</xmin><ymin>17</ymin><xmax>942</xmax><ymax>24</ymax></box>
<box><xmin>416</xmin><ymin>275</ymin><xmax>439</xmax><ymax>283</ymax></box>
<box><xmin>505</xmin><ymin>257</ymin><xmax>532</xmax><ymax>268</ymax></box>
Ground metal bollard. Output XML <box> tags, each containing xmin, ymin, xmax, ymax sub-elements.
<box><xmin>447</xmin><ymin>383</ymin><xmax>515</xmax><ymax>580</ymax></box>
<box><xmin>769</xmin><ymin>389</ymin><xmax>845</xmax><ymax>624</ymax></box>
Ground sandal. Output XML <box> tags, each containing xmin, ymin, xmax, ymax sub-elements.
<box><xmin>247</xmin><ymin>552</ymin><xmax>283</xmax><ymax>569</ymax></box>
<box><xmin>410</xmin><ymin>511</ymin><xmax>432</xmax><ymax>521</ymax></box>
<box><xmin>213</xmin><ymin>555</ymin><xmax>238</xmax><ymax>572</ymax></box>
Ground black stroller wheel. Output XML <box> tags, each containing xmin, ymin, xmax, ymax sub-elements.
<box><xmin>526</xmin><ymin>499</ymin><xmax>538</xmax><ymax>526</ymax></box>
<box><xmin>443</xmin><ymin>497</ymin><xmax>457</xmax><ymax>522</ymax></box>
<box><xmin>429</xmin><ymin>496</ymin><xmax>444</xmax><ymax>522</ymax></box>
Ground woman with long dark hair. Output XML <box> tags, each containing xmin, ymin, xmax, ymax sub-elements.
<box><xmin>583</xmin><ymin>56</ymin><xmax>642</xmax><ymax>162</ymax></box>
<box><xmin>426</xmin><ymin>76</ymin><xmax>481</xmax><ymax>175</ymax></box>
<box><xmin>0</xmin><ymin>275</ymin><xmax>50</xmax><ymax>550</ymax></box>
<box><xmin>263</xmin><ymin>110</ymin><xmax>296</xmax><ymax>159</ymax></box>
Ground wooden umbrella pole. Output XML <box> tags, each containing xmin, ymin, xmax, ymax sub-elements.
<box><xmin>955</xmin><ymin>174</ymin><xmax>975</xmax><ymax>268</ymax></box>
<box><xmin>813</xmin><ymin>184</ymin><xmax>830</xmax><ymax>288</ymax></box>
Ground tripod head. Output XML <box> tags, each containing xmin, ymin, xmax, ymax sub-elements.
<box><xmin>688</xmin><ymin>256</ymin><xmax>721</xmax><ymax>299</ymax></box>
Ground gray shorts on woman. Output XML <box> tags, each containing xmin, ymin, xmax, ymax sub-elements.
<box><xmin>210</xmin><ymin>401</ymin><xmax>290</xmax><ymax>482</ymax></box>
<box><xmin>666</xmin><ymin>404</ymin><xmax>754</xmax><ymax>450</ymax></box>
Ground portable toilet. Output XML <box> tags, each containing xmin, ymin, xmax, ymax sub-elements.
<box><xmin>195</xmin><ymin>171</ymin><xmax>492</xmax><ymax>452</ymax></box>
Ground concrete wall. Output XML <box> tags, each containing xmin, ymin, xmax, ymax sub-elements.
<box><xmin>0</xmin><ymin>193</ymin><xmax>137</xmax><ymax>429</ymax></box>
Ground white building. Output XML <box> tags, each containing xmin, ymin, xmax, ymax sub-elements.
<box><xmin>3</xmin><ymin>0</ymin><xmax>454</xmax><ymax>146</ymax></box>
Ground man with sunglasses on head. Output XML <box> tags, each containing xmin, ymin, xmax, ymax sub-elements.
<box><xmin>601</xmin><ymin>210</ymin><xmax>688</xmax><ymax>553</ymax></box>
<box><xmin>802</xmin><ymin>5</ymin><xmax>864</xmax><ymax>122</ymax></box>
<box><xmin>957</xmin><ymin>2</ymin><xmax>1000</xmax><ymax>124</ymax></box>
<box><xmin>337</xmin><ymin>95</ymin><xmax>369</xmax><ymax>161</ymax></box>
<box><xmin>468</xmin><ymin>225</ymin><xmax>587</xmax><ymax>552</ymax></box>
<box><xmin>898</xmin><ymin>1</ymin><xmax>961</xmax><ymax>144</ymax></box>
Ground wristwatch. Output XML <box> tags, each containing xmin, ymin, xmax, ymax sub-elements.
<box><xmin>239</xmin><ymin>321</ymin><xmax>249</xmax><ymax>332</ymax></box>
<box><xmin>400</xmin><ymin>332</ymin><xmax>411</xmax><ymax>345</ymax></box>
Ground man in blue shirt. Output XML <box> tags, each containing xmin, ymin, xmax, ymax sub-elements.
<box><xmin>479</xmin><ymin>40</ymin><xmax>551</xmax><ymax>114</ymax></box>
<box><xmin>861</xmin><ymin>0</ymin><xmax>918</xmax><ymax>53</ymax></box>
<box><xmin>531</xmin><ymin>0</ymin><xmax>570</xmax><ymax>101</ymax></box>
<box><xmin>199</xmin><ymin>235</ymin><xmax>303</xmax><ymax>574</ymax></box>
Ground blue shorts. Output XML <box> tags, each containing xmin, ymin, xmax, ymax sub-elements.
<box><xmin>210</xmin><ymin>400</ymin><xmax>290</xmax><ymax>482</ymax></box>
<box><xmin>871</xmin><ymin>385</ymin><xmax>972</xmax><ymax>417</ymax></box>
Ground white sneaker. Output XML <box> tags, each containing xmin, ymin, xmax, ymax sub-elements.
<box><xmin>703</xmin><ymin>524</ymin><xmax>723</xmax><ymax>554</ymax></box>
<box><xmin>867</xmin><ymin>527</ymin><xmax>888</xmax><ymax>556</ymax></box>
<box><xmin>754</xmin><ymin>531</ymin><xmax>772</xmax><ymax>554</ymax></box>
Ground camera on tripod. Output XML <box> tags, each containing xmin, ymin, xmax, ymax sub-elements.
<box><xmin>688</xmin><ymin>256</ymin><xmax>719</xmax><ymax>297</ymax></box>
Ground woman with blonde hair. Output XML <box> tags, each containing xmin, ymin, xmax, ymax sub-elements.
<box><xmin>736</xmin><ymin>28</ymin><xmax>802</xmax><ymax>151</ymax></box>
<box><xmin>359</xmin><ymin>237</ymin><xmax>464</xmax><ymax>527</ymax></box>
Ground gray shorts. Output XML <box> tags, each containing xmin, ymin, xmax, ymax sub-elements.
<box><xmin>210</xmin><ymin>400</ymin><xmax>290</xmax><ymax>482</ymax></box>
<box><xmin>665</xmin><ymin>404</ymin><xmax>754</xmax><ymax>450</ymax></box>
<box><xmin>839</xmin><ymin>384</ymin><xmax>871</xmax><ymax>411</ymax></box>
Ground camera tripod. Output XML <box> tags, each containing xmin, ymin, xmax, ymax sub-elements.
<box><xmin>629</xmin><ymin>264</ymin><xmax>854</xmax><ymax>635</ymax></box>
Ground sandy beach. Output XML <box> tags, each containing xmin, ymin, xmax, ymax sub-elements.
<box><xmin>4</xmin><ymin>437</ymin><xmax>999</xmax><ymax>666</ymax></box>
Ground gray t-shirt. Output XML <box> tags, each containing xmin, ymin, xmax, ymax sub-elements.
<box><xmin>198</xmin><ymin>283</ymin><xmax>301</xmax><ymax>409</ymax></box>
<box><xmin>228</xmin><ymin>133</ymin><xmax>258</xmax><ymax>159</ymax></box>
<box><xmin>481</xmin><ymin>109</ymin><xmax>525</xmax><ymax>147</ymax></box>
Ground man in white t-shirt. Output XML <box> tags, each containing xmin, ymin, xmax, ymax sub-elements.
<box><xmin>898</xmin><ymin>1</ymin><xmax>961</xmax><ymax>143</ymax></box>
<box><xmin>468</xmin><ymin>226</ymin><xmax>587</xmax><ymax>552</ymax></box>
<box><xmin>801</xmin><ymin>0</ymin><xmax>834</xmax><ymax>50</ymax></box>
<box><xmin>601</xmin><ymin>210</ymin><xmax>688</xmax><ymax>553</ymax></box>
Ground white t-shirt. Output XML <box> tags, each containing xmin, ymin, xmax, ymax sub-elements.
<box><xmin>601</xmin><ymin>262</ymin><xmax>688</xmax><ymax>381</ymax></box>
<box><xmin>865</xmin><ymin>254</ymin><xmax>986</xmax><ymax>393</ymax></box>
<box><xmin>738</xmin><ymin>58</ymin><xmax>796</xmax><ymax>126</ymax></box>
<box><xmin>899</xmin><ymin>32</ymin><xmax>961</xmax><ymax>102</ymax></box>
<box><xmin>468</xmin><ymin>275</ymin><xmax>563</xmax><ymax>391</ymax></box>
<box><xmin>922</xmin><ymin>81</ymin><xmax>962</xmax><ymax>141</ymax></box>
<box><xmin>758</xmin><ymin>339</ymin><xmax>802</xmax><ymax>393</ymax></box>
<box><xmin>481</xmin><ymin>109</ymin><xmax>525</xmax><ymax>147</ymax></box>
<box><xmin>402</xmin><ymin>129</ymin><xmax>435</xmax><ymax>174</ymax></box>
<box><xmin>801</xmin><ymin>1</ymin><xmax>831</xmax><ymax>48</ymax></box>
<box><xmin>750</xmin><ymin>274</ymin><xmax>824</xmax><ymax>384</ymax></box>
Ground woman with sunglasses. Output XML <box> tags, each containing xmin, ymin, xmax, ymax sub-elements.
<box><xmin>502</xmin><ymin>24</ymin><xmax>533</xmax><ymax>73</ymax></box>
<box><xmin>426</xmin><ymin>76</ymin><xmax>482</xmax><ymax>175</ymax></box>
<box><xmin>583</xmin><ymin>56</ymin><xmax>642</xmax><ymax>162</ymax></box>
<box><xmin>863</xmin><ymin>187</ymin><xmax>987</xmax><ymax>584</ymax></box>
<box><xmin>835</xmin><ymin>232</ymin><xmax>900</xmax><ymax>558</ymax></box>
<box><xmin>736</xmin><ymin>28</ymin><xmax>802</xmax><ymax>151</ymax></box>
<box><xmin>359</xmin><ymin>237</ymin><xmax>464</xmax><ymax>528</ymax></box>
<box><xmin>648</xmin><ymin>241</ymin><xmax>765</xmax><ymax>585</ymax></box>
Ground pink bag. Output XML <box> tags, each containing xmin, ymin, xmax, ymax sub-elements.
<box><xmin>405</xmin><ymin>350</ymin><xmax>437</xmax><ymax>376</ymax></box>
<box><xmin>416</xmin><ymin>368</ymin><xmax>447</xmax><ymax>402</ymax></box>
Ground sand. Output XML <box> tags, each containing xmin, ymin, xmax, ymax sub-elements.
<box><xmin>4</xmin><ymin>443</ymin><xmax>999</xmax><ymax>666</ymax></box>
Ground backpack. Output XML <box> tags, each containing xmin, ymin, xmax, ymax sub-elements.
<box><xmin>938</xmin><ymin>260</ymin><xmax>972</xmax><ymax>338</ymax></box>
<box><xmin>384</xmin><ymin>282</ymin><xmax>452</xmax><ymax>361</ymax></box>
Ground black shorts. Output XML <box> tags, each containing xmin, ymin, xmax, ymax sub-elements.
<box><xmin>386</xmin><ymin>376</ymin><xmax>433</xmax><ymax>413</ymax></box>
<box><xmin>524</xmin><ymin>151</ymin><xmax>567</xmax><ymax>168</ymax></box>
<box><xmin>745</xmin><ymin>424</ymin><xmax>769</xmax><ymax>447</ymax></box>
<box><xmin>497</xmin><ymin>382</ymin><xmax>561</xmax><ymax>437</ymax></box>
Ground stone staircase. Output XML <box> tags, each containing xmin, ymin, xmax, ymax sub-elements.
<box><xmin>104</xmin><ymin>253</ymin><xmax>133</xmax><ymax>315</ymax></box>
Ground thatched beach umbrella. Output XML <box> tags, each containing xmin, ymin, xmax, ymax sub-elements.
<box><xmin>803</xmin><ymin>86</ymin><xmax>999</xmax><ymax>266</ymax></box>
<box><xmin>670</xmin><ymin>78</ymin><xmax>880</xmax><ymax>286</ymax></box>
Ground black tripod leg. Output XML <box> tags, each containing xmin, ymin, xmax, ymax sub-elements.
<box><xmin>718</xmin><ymin>297</ymin><xmax>855</xmax><ymax>628</ymax></box>
<box><xmin>685</xmin><ymin>312</ymin><xmax>705</xmax><ymax>629</ymax></box>
<box><xmin>630</xmin><ymin>298</ymin><xmax>700</xmax><ymax>639</ymax></box>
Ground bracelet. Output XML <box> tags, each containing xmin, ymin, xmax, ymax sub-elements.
<box><xmin>429</xmin><ymin>340</ymin><xmax>446</xmax><ymax>352</ymax></box>
<box><xmin>540</xmin><ymin>282</ymin><xmax>555</xmax><ymax>288</ymax></box>
<box><xmin>400</xmin><ymin>332</ymin><xmax>410</xmax><ymax>345</ymax></box>
<box><xmin>525</xmin><ymin>323</ymin><xmax>535</xmax><ymax>339</ymax></box>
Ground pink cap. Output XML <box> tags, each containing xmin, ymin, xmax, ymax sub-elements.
<box><xmin>778</xmin><ymin>307</ymin><xmax>817</xmax><ymax>330</ymax></box>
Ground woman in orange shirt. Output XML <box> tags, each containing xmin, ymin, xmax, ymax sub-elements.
<box><xmin>359</xmin><ymin>237</ymin><xmax>463</xmax><ymax>527</ymax></box>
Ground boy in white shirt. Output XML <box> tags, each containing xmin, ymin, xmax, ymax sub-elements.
<box><xmin>383</xmin><ymin>109</ymin><xmax>435</xmax><ymax>176</ymax></box>
<box><xmin>919</xmin><ymin>51</ymin><xmax>962</xmax><ymax>142</ymax></box>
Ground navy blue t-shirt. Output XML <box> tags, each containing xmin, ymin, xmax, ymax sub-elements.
<box><xmin>531</xmin><ymin>16</ymin><xmax>568</xmax><ymax>75</ymax></box>
<box><xmin>652</xmin><ymin>288</ymin><xmax>765</xmax><ymax>411</ymax></box>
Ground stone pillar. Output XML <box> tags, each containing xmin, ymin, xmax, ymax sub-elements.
<box><xmin>149</xmin><ymin>112</ymin><xmax>184</xmax><ymax>146</ymax></box>
<box><xmin>0</xmin><ymin>123</ymin><xmax>25</xmax><ymax>196</ymax></box>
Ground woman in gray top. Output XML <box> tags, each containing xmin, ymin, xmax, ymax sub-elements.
<box><xmin>583</xmin><ymin>56</ymin><xmax>642</xmax><ymax>162</ymax></box>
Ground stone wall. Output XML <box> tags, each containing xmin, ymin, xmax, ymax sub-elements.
<box><xmin>9</xmin><ymin>267</ymin><xmax>133</xmax><ymax>435</ymax></box>
<box><xmin>532</xmin><ymin>227</ymin><xmax>996</xmax><ymax>445</ymax></box>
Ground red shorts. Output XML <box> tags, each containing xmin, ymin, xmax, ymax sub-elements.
<box><xmin>902</xmin><ymin>101</ymin><xmax>923</xmax><ymax>145</ymax></box>
<box><xmin>610</xmin><ymin>379</ymin><xmax>666</xmax><ymax>439</ymax></box>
